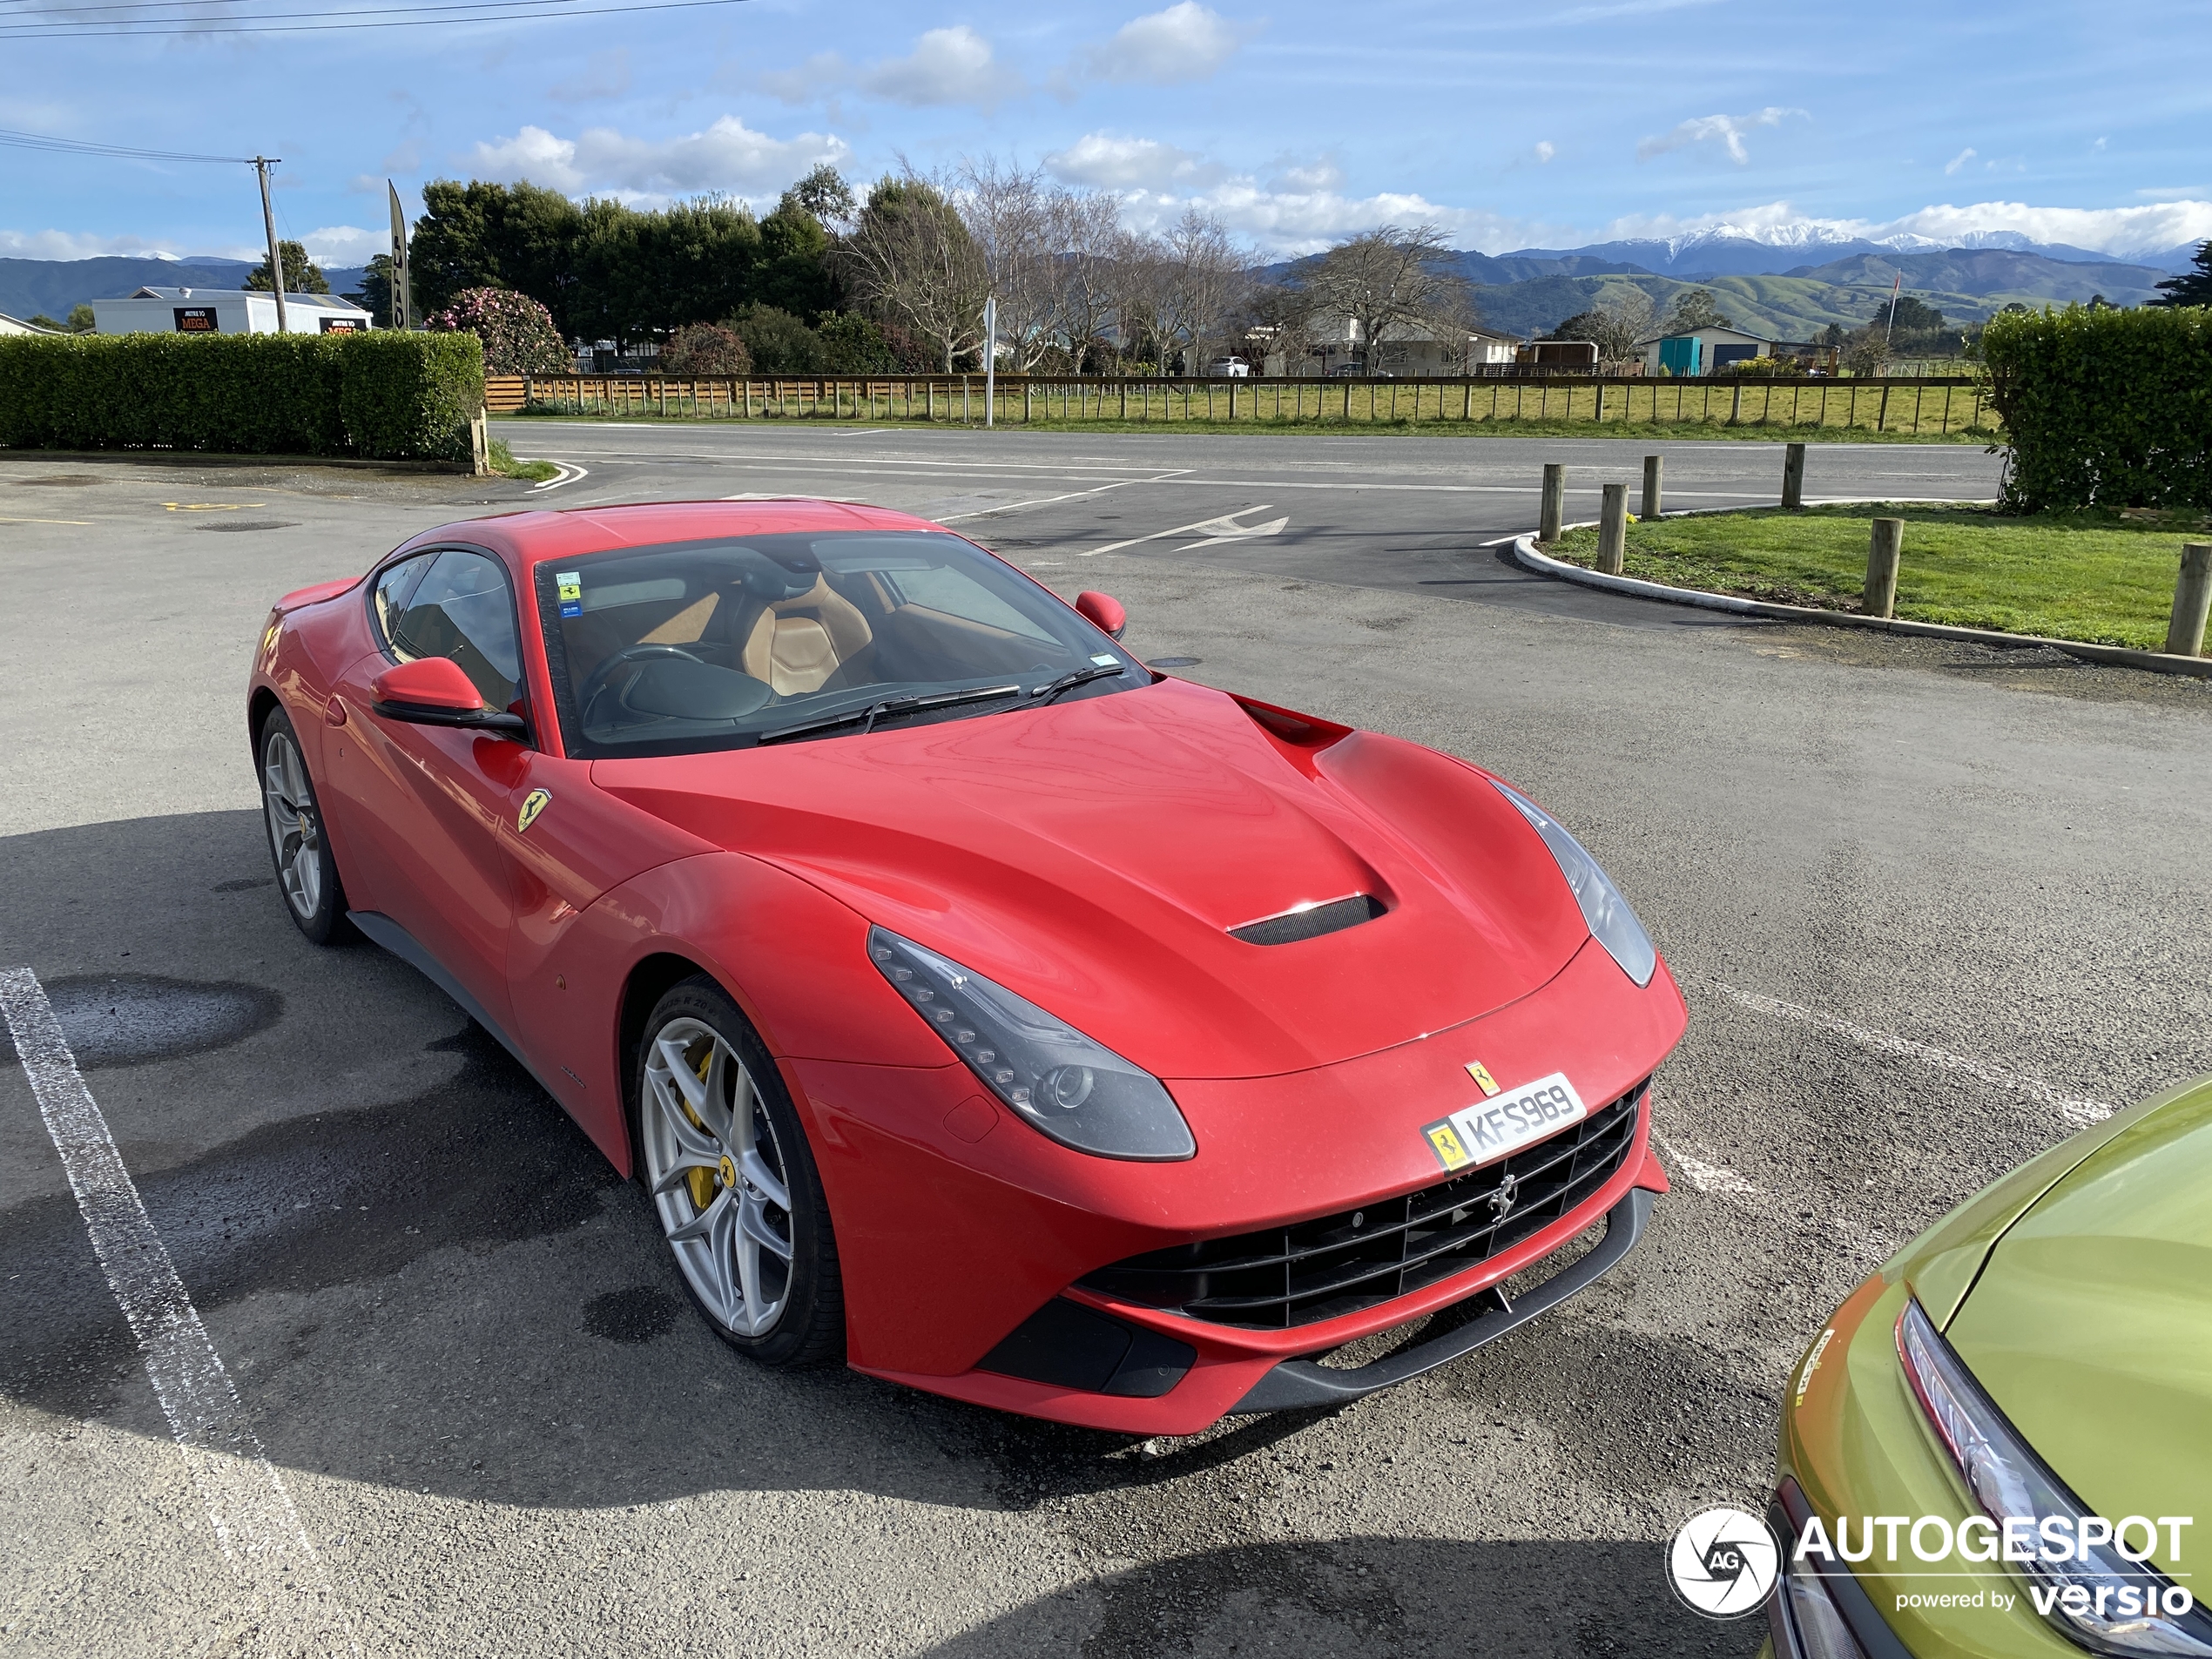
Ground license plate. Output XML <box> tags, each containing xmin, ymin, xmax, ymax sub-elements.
<box><xmin>1420</xmin><ymin>1071</ymin><xmax>1587</xmax><ymax>1172</ymax></box>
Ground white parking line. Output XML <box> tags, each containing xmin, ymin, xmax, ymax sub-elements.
<box><xmin>1649</xmin><ymin>1127</ymin><xmax>1760</xmax><ymax>1195</ymax></box>
<box><xmin>938</xmin><ymin>473</ymin><xmax>1181</xmax><ymax>523</ymax></box>
<box><xmin>0</xmin><ymin>968</ymin><xmax>355</xmax><ymax>1654</ymax></box>
<box><xmin>529</xmin><ymin>460</ymin><xmax>588</xmax><ymax>491</ymax></box>
<box><xmin>1708</xmin><ymin>981</ymin><xmax>2116</xmax><ymax>1123</ymax></box>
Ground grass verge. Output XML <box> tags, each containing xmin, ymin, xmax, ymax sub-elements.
<box><xmin>1548</xmin><ymin>503</ymin><xmax>2211</xmax><ymax>651</ymax></box>
<box><xmin>488</xmin><ymin>437</ymin><xmax>558</xmax><ymax>482</ymax></box>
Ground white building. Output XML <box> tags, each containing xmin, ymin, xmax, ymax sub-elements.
<box><xmin>1633</xmin><ymin>326</ymin><xmax>1773</xmax><ymax>375</ymax></box>
<box><xmin>1264</xmin><ymin>315</ymin><xmax>1524</xmax><ymax>376</ymax></box>
<box><xmin>92</xmin><ymin>286</ymin><xmax>374</xmax><ymax>336</ymax></box>
<box><xmin>0</xmin><ymin>312</ymin><xmax>66</xmax><ymax>335</ymax></box>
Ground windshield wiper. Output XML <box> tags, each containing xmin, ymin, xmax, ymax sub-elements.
<box><xmin>754</xmin><ymin>683</ymin><xmax>1024</xmax><ymax>745</ymax></box>
<box><xmin>1029</xmin><ymin>663</ymin><xmax>1130</xmax><ymax>705</ymax></box>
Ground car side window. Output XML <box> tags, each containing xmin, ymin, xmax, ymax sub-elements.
<box><xmin>386</xmin><ymin>550</ymin><xmax>523</xmax><ymax>711</ymax></box>
<box><xmin>371</xmin><ymin>555</ymin><xmax>433</xmax><ymax>650</ymax></box>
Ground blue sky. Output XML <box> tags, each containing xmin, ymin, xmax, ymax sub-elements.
<box><xmin>6</xmin><ymin>0</ymin><xmax>2209</xmax><ymax>267</ymax></box>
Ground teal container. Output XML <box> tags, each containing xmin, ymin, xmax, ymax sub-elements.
<box><xmin>1657</xmin><ymin>335</ymin><xmax>1703</xmax><ymax>375</ymax></box>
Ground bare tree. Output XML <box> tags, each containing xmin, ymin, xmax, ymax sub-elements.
<box><xmin>956</xmin><ymin>158</ymin><xmax>1062</xmax><ymax>372</ymax></box>
<box><xmin>1292</xmin><ymin>223</ymin><xmax>1471</xmax><ymax>374</ymax></box>
<box><xmin>1046</xmin><ymin>189</ymin><xmax>1124</xmax><ymax>372</ymax></box>
<box><xmin>838</xmin><ymin>169</ymin><xmax>989</xmax><ymax>372</ymax></box>
<box><xmin>1154</xmin><ymin>210</ymin><xmax>1249</xmax><ymax>374</ymax></box>
<box><xmin>1105</xmin><ymin>229</ymin><xmax>1175</xmax><ymax>372</ymax></box>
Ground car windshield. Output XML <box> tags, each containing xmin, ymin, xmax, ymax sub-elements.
<box><xmin>535</xmin><ymin>529</ymin><xmax>1147</xmax><ymax>758</ymax></box>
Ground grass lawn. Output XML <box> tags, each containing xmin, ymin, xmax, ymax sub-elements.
<box><xmin>487</xmin><ymin>437</ymin><xmax>558</xmax><ymax>482</ymax></box>
<box><xmin>1548</xmin><ymin>504</ymin><xmax>2210</xmax><ymax>651</ymax></box>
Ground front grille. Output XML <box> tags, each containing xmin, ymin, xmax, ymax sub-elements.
<box><xmin>1081</xmin><ymin>1079</ymin><xmax>1647</xmax><ymax>1329</ymax></box>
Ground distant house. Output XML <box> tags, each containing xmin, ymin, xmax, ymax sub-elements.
<box><xmin>91</xmin><ymin>286</ymin><xmax>374</xmax><ymax>336</ymax></box>
<box><xmin>1264</xmin><ymin>315</ymin><xmax>1524</xmax><ymax>376</ymax></box>
<box><xmin>0</xmin><ymin>311</ymin><xmax>66</xmax><ymax>335</ymax></box>
<box><xmin>1634</xmin><ymin>326</ymin><xmax>1772</xmax><ymax>374</ymax></box>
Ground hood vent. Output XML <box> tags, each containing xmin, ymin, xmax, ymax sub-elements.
<box><xmin>1230</xmin><ymin>894</ymin><xmax>1386</xmax><ymax>947</ymax></box>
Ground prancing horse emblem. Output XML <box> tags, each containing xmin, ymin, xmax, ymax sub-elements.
<box><xmin>1487</xmin><ymin>1171</ymin><xmax>1519</xmax><ymax>1221</ymax></box>
<box><xmin>516</xmin><ymin>787</ymin><xmax>552</xmax><ymax>833</ymax></box>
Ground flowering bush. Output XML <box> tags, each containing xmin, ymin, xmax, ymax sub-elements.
<box><xmin>427</xmin><ymin>287</ymin><xmax>570</xmax><ymax>375</ymax></box>
<box><xmin>659</xmin><ymin>322</ymin><xmax>752</xmax><ymax>376</ymax></box>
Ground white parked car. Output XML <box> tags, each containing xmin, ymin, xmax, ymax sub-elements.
<box><xmin>1207</xmin><ymin>359</ymin><xmax>1251</xmax><ymax>378</ymax></box>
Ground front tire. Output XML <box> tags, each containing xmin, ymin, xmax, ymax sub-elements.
<box><xmin>258</xmin><ymin>708</ymin><xmax>349</xmax><ymax>945</ymax></box>
<box><xmin>634</xmin><ymin>977</ymin><xmax>845</xmax><ymax>1367</ymax></box>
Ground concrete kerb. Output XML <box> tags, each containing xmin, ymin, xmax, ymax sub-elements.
<box><xmin>1505</xmin><ymin>504</ymin><xmax>2212</xmax><ymax>680</ymax></box>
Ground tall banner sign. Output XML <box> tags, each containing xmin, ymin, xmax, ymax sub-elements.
<box><xmin>388</xmin><ymin>181</ymin><xmax>414</xmax><ymax>331</ymax></box>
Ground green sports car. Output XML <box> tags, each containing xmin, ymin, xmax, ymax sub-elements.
<box><xmin>1764</xmin><ymin>1073</ymin><xmax>2212</xmax><ymax>1658</ymax></box>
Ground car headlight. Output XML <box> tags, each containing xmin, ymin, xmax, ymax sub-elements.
<box><xmin>867</xmin><ymin>927</ymin><xmax>1197</xmax><ymax>1162</ymax></box>
<box><xmin>1898</xmin><ymin>1299</ymin><xmax>2212</xmax><ymax>1657</ymax></box>
<box><xmin>1491</xmin><ymin>781</ymin><xmax>1657</xmax><ymax>987</ymax></box>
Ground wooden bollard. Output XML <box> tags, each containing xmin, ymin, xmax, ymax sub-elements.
<box><xmin>1782</xmin><ymin>441</ymin><xmax>1806</xmax><ymax>509</ymax></box>
<box><xmin>1597</xmin><ymin>482</ymin><xmax>1629</xmax><ymax>575</ymax></box>
<box><xmin>1540</xmin><ymin>462</ymin><xmax>1566</xmax><ymax>543</ymax></box>
<box><xmin>1865</xmin><ymin>517</ymin><xmax>1904</xmax><ymax>618</ymax></box>
<box><xmin>1642</xmin><ymin>454</ymin><xmax>1663</xmax><ymax>519</ymax></box>
<box><xmin>2168</xmin><ymin>543</ymin><xmax>2212</xmax><ymax>657</ymax></box>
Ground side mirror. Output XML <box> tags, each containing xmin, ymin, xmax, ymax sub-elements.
<box><xmin>371</xmin><ymin>657</ymin><xmax>526</xmax><ymax>734</ymax></box>
<box><xmin>1075</xmin><ymin>590</ymin><xmax>1126</xmax><ymax>640</ymax></box>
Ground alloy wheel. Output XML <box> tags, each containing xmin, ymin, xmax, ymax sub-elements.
<box><xmin>641</xmin><ymin>1017</ymin><xmax>795</xmax><ymax>1337</ymax></box>
<box><xmin>260</xmin><ymin>725</ymin><xmax>322</xmax><ymax>921</ymax></box>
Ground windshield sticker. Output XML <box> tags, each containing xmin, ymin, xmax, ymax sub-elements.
<box><xmin>556</xmin><ymin>572</ymin><xmax>583</xmax><ymax>619</ymax></box>
<box><xmin>1090</xmin><ymin>653</ymin><xmax>1118</xmax><ymax>665</ymax></box>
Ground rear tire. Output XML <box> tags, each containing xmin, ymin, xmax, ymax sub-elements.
<box><xmin>632</xmin><ymin>976</ymin><xmax>845</xmax><ymax>1368</ymax></box>
<box><xmin>257</xmin><ymin>708</ymin><xmax>350</xmax><ymax>945</ymax></box>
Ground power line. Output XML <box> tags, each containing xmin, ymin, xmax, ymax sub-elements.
<box><xmin>0</xmin><ymin>125</ymin><xmax>253</xmax><ymax>162</ymax></box>
<box><xmin>0</xmin><ymin>0</ymin><xmax>631</xmax><ymax>18</ymax></box>
<box><xmin>0</xmin><ymin>0</ymin><xmax>747</xmax><ymax>30</ymax></box>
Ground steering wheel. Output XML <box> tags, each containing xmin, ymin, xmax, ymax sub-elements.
<box><xmin>577</xmin><ymin>643</ymin><xmax>705</xmax><ymax>721</ymax></box>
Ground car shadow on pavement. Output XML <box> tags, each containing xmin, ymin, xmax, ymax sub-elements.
<box><xmin>915</xmin><ymin>1536</ymin><xmax>1763</xmax><ymax>1659</ymax></box>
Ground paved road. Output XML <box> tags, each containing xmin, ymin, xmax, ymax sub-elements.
<box><xmin>492</xmin><ymin>422</ymin><xmax>2005</xmax><ymax>629</ymax></box>
<box><xmin>3</xmin><ymin>436</ymin><xmax>2206</xmax><ymax>1659</ymax></box>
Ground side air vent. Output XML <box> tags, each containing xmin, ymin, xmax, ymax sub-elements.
<box><xmin>1230</xmin><ymin>894</ymin><xmax>1386</xmax><ymax>947</ymax></box>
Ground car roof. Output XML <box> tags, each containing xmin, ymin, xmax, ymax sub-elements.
<box><xmin>402</xmin><ymin>498</ymin><xmax>948</xmax><ymax>567</ymax></box>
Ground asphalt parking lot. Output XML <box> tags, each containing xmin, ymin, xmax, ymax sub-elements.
<box><xmin>4</xmin><ymin>427</ymin><xmax>2209</xmax><ymax>1659</ymax></box>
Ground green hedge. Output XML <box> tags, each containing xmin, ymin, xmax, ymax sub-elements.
<box><xmin>0</xmin><ymin>330</ymin><xmax>485</xmax><ymax>462</ymax></box>
<box><xmin>1982</xmin><ymin>305</ymin><xmax>2212</xmax><ymax>511</ymax></box>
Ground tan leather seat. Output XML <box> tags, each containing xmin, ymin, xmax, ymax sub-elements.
<box><xmin>738</xmin><ymin>577</ymin><xmax>874</xmax><ymax>695</ymax></box>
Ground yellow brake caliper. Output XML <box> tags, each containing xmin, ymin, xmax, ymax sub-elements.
<box><xmin>683</xmin><ymin>1044</ymin><xmax>721</xmax><ymax>1211</ymax></box>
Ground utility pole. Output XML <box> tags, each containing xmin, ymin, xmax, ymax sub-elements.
<box><xmin>254</xmin><ymin>157</ymin><xmax>289</xmax><ymax>334</ymax></box>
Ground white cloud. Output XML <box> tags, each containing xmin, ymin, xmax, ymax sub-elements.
<box><xmin>1045</xmin><ymin>132</ymin><xmax>1222</xmax><ymax>190</ymax></box>
<box><xmin>1078</xmin><ymin>3</ymin><xmax>1250</xmax><ymax>84</ymax></box>
<box><xmin>0</xmin><ymin>229</ymin><xmax>184</xmax><ymax>260</ymax></box>
<box><xmin>759</xmin><ymin>26</ymin><xmax>1019</xmax><ymax>110</ymax></box>
<box><xmin>550</xmin><ymin>48</ymin><xmax>632</xmax><ymax>105</ymax></box>
<box><xmin>1534</xmin><ymin>141</ymin><xmax>1556</xmax><ymax>165</ymax></box>
<box><xmin>1945</xmin><ymin>147</ymin><xmax>1976</xmax><ymax>176</ymax></box>
<box><xmin>300</xmin><ymin>226</ymin><xmax>385</xmax><ymax>268</ymax></box>
<box><xmin>459</xmin><ymin>118</ymin><xmax>848</xmax><ymax>198</ymax></box>
<box><xmin>1111</xmin><ymin>179</ymin><xmax>1566</xmax><ymax>257</ymax></box>
<box><xmin>1636</xmin><ymin>107</ymin><xmax>1804</xmax><ymax>165</ymax></box>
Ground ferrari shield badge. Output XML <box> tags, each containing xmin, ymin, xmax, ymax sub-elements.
<box><xmin>516</xmin><ymin>788</ymin><xmax>552</xmax><ymax>833</ymax></box>
<box><xmin>1465</xmin><ymin>1060</ymin><xmax>1501</xmax><ymax>1096</ymax></box>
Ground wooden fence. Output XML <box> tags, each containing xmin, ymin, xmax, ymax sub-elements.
<box><xmin>484</xmin><ymin>373</ymin><xmax>1992</xmax><ymax>438</ymax></box>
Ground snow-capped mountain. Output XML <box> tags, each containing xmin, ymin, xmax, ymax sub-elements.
<box><xmin>1506</xmin><ymin>221</ymin><xmax>2198</xmax><ymax>277</ymax></box>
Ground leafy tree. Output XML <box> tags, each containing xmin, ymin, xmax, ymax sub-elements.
<box><xmin>839</xmin><ymin>172</ymin><xmax>988</xmax><ymax>371</ymax></box>
<box><xmin>244</xmin><ymin>240</ymin><xmax>330</xmax><ymax>294</ymax></box>
<box><xmin>1662</xmin><ymin>287</ymin><xmax>1731</xmax><ymax>333</ymax></box>
<box><xmin>784</xmin><ymin>164</ymin><xmax>857</xmax><ymax>233</ymax></box>
<box><xmin>2150</xmin><ymin>239</ymin><xmax>2212</xmax><ymax>307</ymax></box>
<box><xmin>25</xmin><ymin>313</ymin><xmax>66</xmax><ymax>331</ymax></box>
<box><xmin>345</xmin><ymin>254</ymin><xmax>399</xmax><ymax>327</ymax></box>
<box><xmin>426</xmin><ymin>287</ymin><xmax>570</xmax><ymax>374</ymax></box>
<box><xmin>410</xmin><ymin>179</ymin><xmax>586</xmax><ymax>334</ymax></box>
<box><xmin>1877</xmin><ymin>294</ymin><xmax>1944</xmax><ymax>334</ymax></box>
<box><xmin>65</xmin><ymin>305</ymin><xmax>96</xmax><ymax>333</ymax></box>
<box><xmin>730</xmin><ymin>302</ymin><xmax>829</xmax><ymax>372</ymax></box>
<box><xmin>630</xmin><ymin>196</ymin><xmax>762</xmax><ymax>338</ymax></box>
<box><xmin>756</xmin><ymin>199</ymin><xmax>836</xmax><ymax>318</ymax></box>
<box><xmin>814</xmin><ymin>311</ymin><xmax>912</xmax><ymax>372</ymax></box>
<box><xmin>659</xmin><ymin>321</ymin><xmax>752</xmax><ymax>375</ymax></box>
